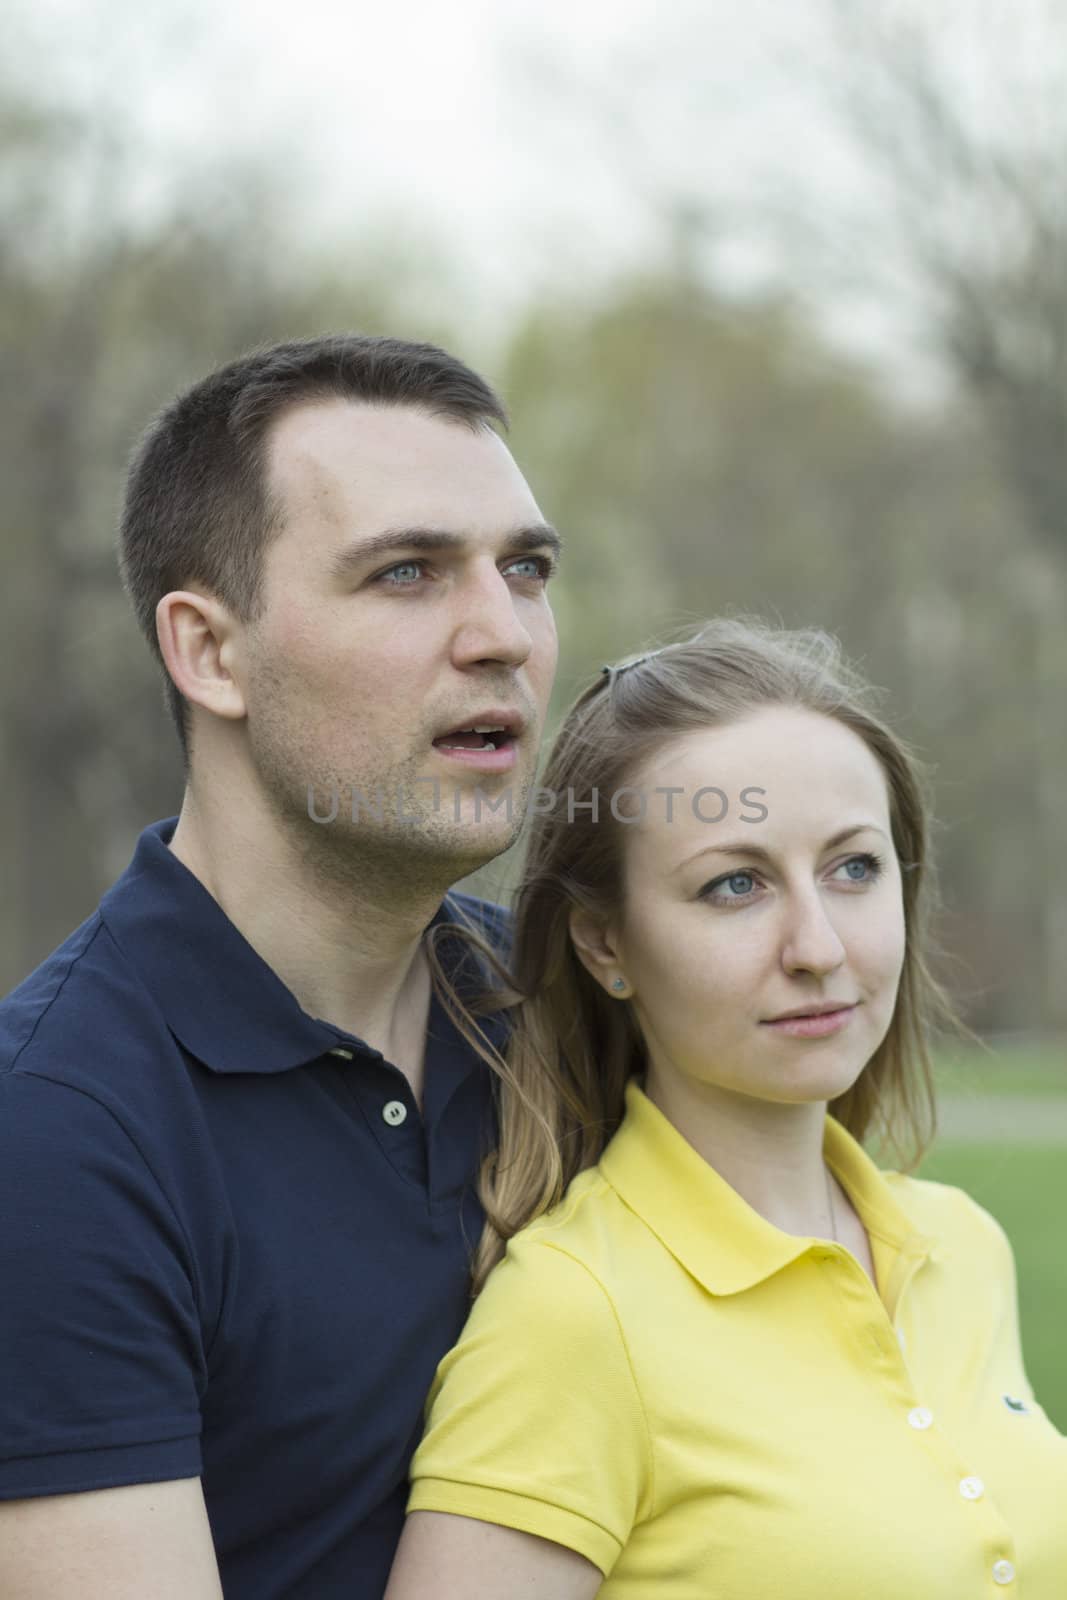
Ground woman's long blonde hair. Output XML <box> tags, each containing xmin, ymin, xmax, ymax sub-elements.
<box><xmin>426</xmin><ymin>617</ymin><xmax>967</xmax><ymax>1298</ymax></box>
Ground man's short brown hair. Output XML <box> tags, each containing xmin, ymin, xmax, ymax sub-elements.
<box><xmin>117</xmin><ymin>333</ymin><xmax>509</xmax><ymax>766</ymax></box>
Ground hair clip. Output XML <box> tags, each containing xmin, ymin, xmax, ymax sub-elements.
<box><xmin>600</xmin><ymin>651</ymin><xmax>657</xmax><ymax>682</ymax></box>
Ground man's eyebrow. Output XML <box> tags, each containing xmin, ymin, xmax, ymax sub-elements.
<box><xmin>672</xmin><ymin>823</ymin><xmax>890</xmax><ymax>876</ymax></box>
<box><xmin>325</xmin><ymin>523</ymin><xmax>563</xmax><ymax>581</ymax></box>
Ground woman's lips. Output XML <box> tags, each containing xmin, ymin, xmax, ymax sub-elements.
<box><xmin>762</xmin><ymin>1005</ymin><xmax>858</xmax><ymax>1039</ymax></box>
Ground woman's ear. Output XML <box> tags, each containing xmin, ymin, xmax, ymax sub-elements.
<box><xmin>568</xmin><ymin>908</ymin><xmax>627</xmax><ymax>996</ymax></box>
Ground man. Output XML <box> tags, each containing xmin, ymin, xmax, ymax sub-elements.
<box><xmin>0</xmin><ymin>335</ymin><xmax>560</xmax><ymax>1597</ymax></box>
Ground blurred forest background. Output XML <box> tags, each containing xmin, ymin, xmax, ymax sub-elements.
<box><xmin>2</xmin><ymin>0</ymin><xmax>1066</xmax><ymax>1056</ymax></box>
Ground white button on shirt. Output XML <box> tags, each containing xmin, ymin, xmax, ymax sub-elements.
<box><xmin>959</xmin><ymin>1476</ymin><xmax>984</xmax><ymax>1500</ymax></box>
<box><xmin>992</xmin><ymin>1558</ymin><xmax>1016</xmax><ymax>1584</ymax></box>
<box><xmin>908</xmin><ymin>1407</ymin><xmax>933</xmax><ymax>1430</ymax></box>
<box><xmin>382</xmin><ymin>1100</ymin><xmax>408</xmax><ymax>1127</ymax></box>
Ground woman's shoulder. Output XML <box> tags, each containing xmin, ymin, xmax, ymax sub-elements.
<box><xmin>879</xmin><ymin>1167</ymin><xmax>1014</xmax><ymax>1262</ymax></box>
<box><xmin>500</xmin><ymin>1161</ymin><xmax>640</xmax><ymax>1282</ymax></box>
<box><xmin>460</xmin><ymin>1168</ymin><xmax>640</xmax><ymax>1366</ymax></box>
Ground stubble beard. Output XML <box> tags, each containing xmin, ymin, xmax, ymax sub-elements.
<box><xmin>256</xmin><ymin>727</ymin><xmax>535</xmax><ymax>901</ymax></box>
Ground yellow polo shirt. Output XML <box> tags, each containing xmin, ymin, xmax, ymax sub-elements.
<box><xmin>408</xmin><ymin>1077</ymin><xmax>1067</xmax><ymax>1597</ymax></box>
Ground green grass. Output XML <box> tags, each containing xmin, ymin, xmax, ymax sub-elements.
<box><xmin>913</xmin><ymin>1140</ymin><xmax>1066</xmax><ymax>1433</ymax></box>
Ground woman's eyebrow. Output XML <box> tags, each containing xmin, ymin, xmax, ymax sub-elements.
<box><xmin>671</xmin><ymin>823</ymin><xmax>890</xmax><ymax>876</ymax></box>
<box><xmin>325</xmin><ymin>523</ymin><xmax>563</xmax><ymax>580</ymax></box>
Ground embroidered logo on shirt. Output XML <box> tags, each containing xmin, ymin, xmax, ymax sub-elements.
<box><xmin>1002</xmin><ymin>1393</ymin><xmax>1030</xmax><ymax>1413</ymax></box>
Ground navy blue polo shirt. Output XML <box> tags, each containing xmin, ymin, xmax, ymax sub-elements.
<box><xmin>0</xmin><ymin>816</ymin><xmax>510</xmax><ymax>1597</ymax></box>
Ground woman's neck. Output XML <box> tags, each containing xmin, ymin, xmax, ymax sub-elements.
<box><xmin>640</xmin><ymin>1063</ymin><xmax>838</xmax><ymax>1239</ymax></box>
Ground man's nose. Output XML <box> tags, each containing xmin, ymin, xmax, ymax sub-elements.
<box><xmin>449</xmin><ymin>562</ymin><xmax>535</xmax><ymax>668</ymax></box>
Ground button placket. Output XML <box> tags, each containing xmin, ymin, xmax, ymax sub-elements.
<box><xmin>890</xmin><ymin>1303</ymin><xmax>1012</xmax><ymax>1571</ymax></box>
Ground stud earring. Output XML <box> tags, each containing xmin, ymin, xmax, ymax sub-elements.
<box><xmin>611</xmin><ymin>977</ymin><xmax>627</xmax><ymax>993</ymax></box>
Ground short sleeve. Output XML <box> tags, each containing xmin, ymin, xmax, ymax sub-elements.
<box><xmin>407</xmin><ymin>1236</ymin><xmax>652</xmax><ymax>1577</ymax></box>
<box><xmin>0</xmin><ymin>1072</ymin><xmax>205</xmax><ymax>1498</ymax></box>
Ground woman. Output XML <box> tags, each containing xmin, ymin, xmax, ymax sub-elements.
<box><xmin>385</xmin><ymin>618</ymin><xmax>1067</xmax><ymax>1599</ymax></box>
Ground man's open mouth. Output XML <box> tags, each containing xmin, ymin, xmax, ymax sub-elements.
<box><xmin>432</xmin><ymin>726</ymin><xmax>514</xmax><ymax>753</ymax></box>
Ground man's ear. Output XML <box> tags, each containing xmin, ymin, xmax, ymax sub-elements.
<box><xmin>156</xmin><ymin>590</ymin><xmax>248</xmax><ymax>723</ymax></box>
<box><xmin>568</xmin><ymin>907</ymin><xmax>626</xmax><ymax>996</ymax></box>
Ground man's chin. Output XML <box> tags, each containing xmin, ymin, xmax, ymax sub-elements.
<box><xmin>435</xmin><ymin>817</ymin><xmax>525</xmax><ymax>872</ymax></box>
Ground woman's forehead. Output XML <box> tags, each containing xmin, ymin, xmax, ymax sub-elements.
<box><xmin>625</xmin><ymin>710</ymin><xmax>892</xmax><ymax>861</ymax></box>
<box><xmin>634</xmin><ymin>707</ymin><xmax>880</xmax><ymax>782</ymax></box>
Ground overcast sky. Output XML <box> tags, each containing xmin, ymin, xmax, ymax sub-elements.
<box><xmin>12</xmin><ymin>0</ymin><xmax>844</xmax><ymax>284</ymax></box>
<box><xmin>13</xmin><ymin>0</ymin><xmax>1054</xmax><ymax>399</ymax></box>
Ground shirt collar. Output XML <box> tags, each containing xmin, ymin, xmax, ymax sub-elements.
<box><xmin>99</xmin><ymin>816</ymin><xmax>504</xmax><ymax>1076</ymax></box>
<box><xmin>598</xmin><ymin>1077</ymin><xmax>940</xmax><ymax>1297</ymax></box>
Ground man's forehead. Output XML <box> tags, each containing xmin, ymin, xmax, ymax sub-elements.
<box><xmin>268</xmin><ymin>398</ymin><xmax>501</xmax><ymax>472</ymax></box>
<box><xmin>264</xmin><ymin>398</ymin><xmax>522</xmax><ymax>528</ymax></box>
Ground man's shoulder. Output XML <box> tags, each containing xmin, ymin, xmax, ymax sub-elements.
<box><xmin>0</xmin><ymin>900</ymin><xmax>170</xmax><ymax>1108</ymax></box>
<box><xmin>0</xmin><ymin>912</ymin><xmax>176</xmax><ymax>1214</ymax></box>
<box><xmin>1</xmin><ymin>910</ymin><xmax>108</xmax><ymax>1071</ymax></box>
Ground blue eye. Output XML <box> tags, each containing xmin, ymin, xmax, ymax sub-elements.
<box><xmin>700</xmin><ymin>870</ymin><xmax>762</xmax><ymax>904</ymax></box>
<box><xmin>507</xmin><ymin>555</ymin><xmax>556</xmax><ymax>581</ymax></box>
<box><xmin>374</xmin><ymin>555</ymin><xmax>556</xmax><ymax>588</ymax></box>
<box><xmin>699</xmin><ymin>851</ymin><xmax>886</xmax><ymax>907</ymax></box>
<box><xmin>378</xmin><ymin>562</ymin><xmax>422</xmax><ymax>586</ymax></box>
<box><xmin>837</xmin><ymin>852</ymin><xmax>885</xmax><ymax>883</ymax></box>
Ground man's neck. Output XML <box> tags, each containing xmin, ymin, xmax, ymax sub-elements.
<box><xmin>167</xmin><ymin>792</ymin><xmax>453</xmax><ymax>1091</ymax></box>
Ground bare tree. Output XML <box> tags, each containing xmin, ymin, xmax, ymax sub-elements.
<box><xmin>811</xmin><ymin>0</ymin><xmax>1067</xmax><ymax>1030</ymax></box>
<box><xmin>821</xmin><ymin>1</ymin><xmax>1067</xmax><ymax>547</ymax></box>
